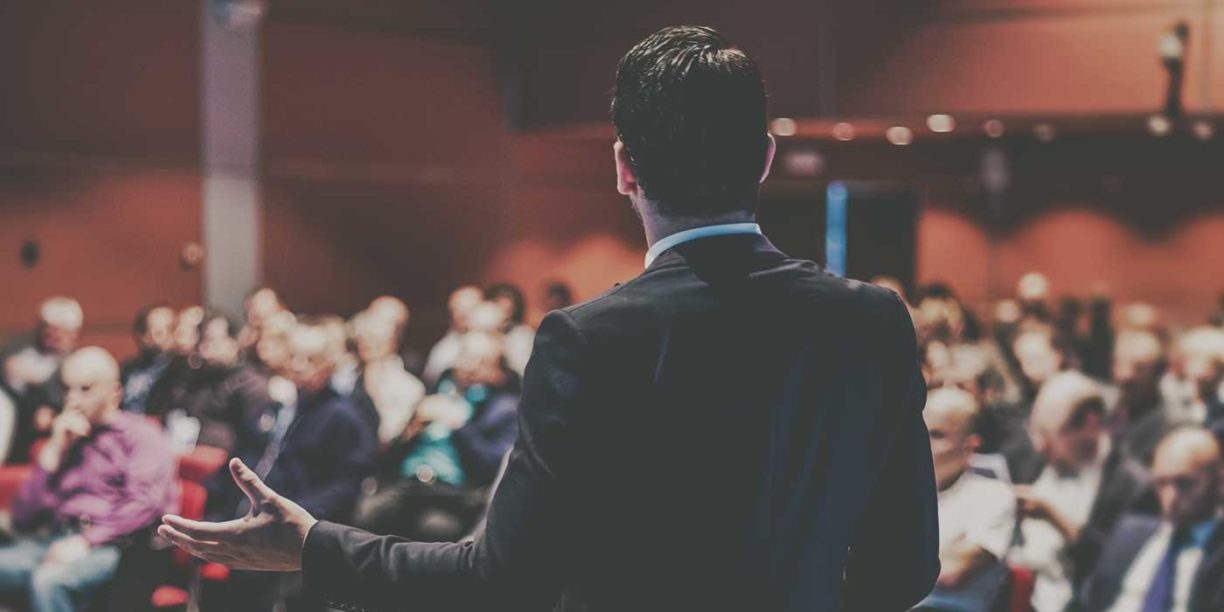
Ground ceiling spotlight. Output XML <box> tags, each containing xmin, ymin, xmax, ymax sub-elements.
<box><xmin>1034</xmin><ymin>123</ymin><xmax>1056</xmax><ymax>143</ymax></box>
<box><xmin>1192</xmin><ymin>120</ymin><xmax>1214</xmax><ymax>140</ymax></box>
<box><xmin>1147</xmin><ymin>114</ymin><xmax>1173</xmax><ymax>136</ymax></box>
<box><xmin>771</xmin><ymin>118</ymin><xmax>797</xmax><ymax>137</ymax></box>
<box><xmin>983</xmin><ymin>119</ymin><xmax>1005</xmax><ymax>138</ymax></box>
<box><xmin>832</xmin><ymin>122</ymin><xmax>856</xmax><ymax>141</ymax></box>
<box><xmin>885</xmin><ymin>126</ymin><xmax>914</xmax><ymax>146</ymax></box>
<box><xmin>926</xmin><ymin>114</ymin><xmax>956</xmax><ymax>133</ymax></box>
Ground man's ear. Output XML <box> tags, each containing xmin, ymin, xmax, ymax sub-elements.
<box><xmin>614</xmin><ymin>140</ymin><xmax>638</xmax><ymax>196</ymax></box>
<box><xmin>759</xmin><ymin>133</ymin><xmax>777</xmax><ymax>184</ymax></box>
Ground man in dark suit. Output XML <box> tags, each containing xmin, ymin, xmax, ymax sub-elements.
<box><xmin>158</xmin><ymin>25</ymin><xmax>940</xmax><ymax>612</ymax></box>
<box><xmin>1079</xmin><ymin>427</ymin><xmax>1224</xmax><ymax>612</ymax></box>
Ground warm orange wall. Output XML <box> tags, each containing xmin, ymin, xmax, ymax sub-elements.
<box><xmin>917</xmin><ymin>205</ymin><xmax>1224</xmax><ymax>327</ymax></box>
<box><xmin>259</xmin><ymin>22</ymin><xmax>510</xmax><ymax>347</ymax></box>
<box><xmin>0</xmin><ymin>170</ymin><xmax>203</xmax><ymax>359</ymax></box>
<box><xmin>0</xmin><ymin>1</ymin><xmax>202</xmax><ymax>360</ymax></box>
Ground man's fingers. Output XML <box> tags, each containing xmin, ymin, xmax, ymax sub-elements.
<box><xmin>162</xmin><ymin>514</ymin><xmax>243</xmax><ymax>541</ymax></box>
<box><xmin>229</xmin><ymin>458</ymin><xmax>279</xmax><ymax>512</ymax></box>
<box><xmin>157</xmin><ymin>524</ymin><xmax>228</xmax><ymax>561</ymax></box>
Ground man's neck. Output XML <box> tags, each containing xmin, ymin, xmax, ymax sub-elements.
<box><xmin>639</xmin><ymin>208</ymin><xmax>756</xmax><ymax>248</ymax></box>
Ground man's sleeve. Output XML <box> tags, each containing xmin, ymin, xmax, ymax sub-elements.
<box><xmin>302</xmin><ymin>310</ymin><xmax>584</xmax><ymax>610</ymax></box>
<box><xmin>842</xmin><ymin>294</ymin><xmax>941</xmax><ymax>610</ymax></box>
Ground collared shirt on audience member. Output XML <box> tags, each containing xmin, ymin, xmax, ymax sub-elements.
<box><xmin>0</xmin><ymin>347</ymin><xmax>178</xmax><ymax>611</ymax></box>
<box><xmin>422</xmin><ymin>286</ymin><xmax>484</xmax><ymax>388</ymax></box>
<box><xmin>917</xmin><ymin>387</ymin><xmax>1016</xmax><ymax>612</ymax></box>
<box><xmin>0</xmin><ymin>297</ymin><xmax>83</xmax><ymax>465</ymax></box>
<box><xmin>1079</xmin><ymin>427</ymin><xmax>1224</xmax><ymax>612</ymax></box>
<box><xmin>367</xmin><ymin>295</ymin><xmax>426</xmax><ymax>377</ymax></box>
<box><xmin>120</xmin><ymin>303</ymin><xmax>176</xmax><ymax>415</ymax></box>
<box><xmin>350</xmin><ymin>310</ymin><xmax>425</xmax><ymax>446</ymax></box>
<box><xmin>1008</xmin><ymin>371</ymin><xmax>1157</xmax><ymax>612</ymax></box>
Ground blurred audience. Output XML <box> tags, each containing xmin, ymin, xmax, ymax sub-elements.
<box><xmin>486</xmin><ymin>283</ymin><xmax>535</xmax><ymax>378</ymax></box>
<box><xmin>1007</xmin><ymin>371</ymin><xmax>1157</xmax><ymax>612</ymax></box>
<box><xmin>1079</xmin><ymin>427</ymin><xmax>1224</xmax><ymax>611</ymax></box>
<box><xmin>119</xmin><ymin>304</ymin><xmax>176</xmax><ymax>415</ymax></box>
<box><xmin>0</xmin><ymin>271</ymin><xmax>1219</xmax><ymax>611</ymax></box>
<box><xmin>423</xmin><ymin>285</ymin><xmax>483</xmax><ymax>387</ymax></box>
<box><xmin>0</xmin><ymin>347</ymin><xmax>177</xmax><ymax>612</ymax></box>
<box><xmin>204</xmin><ymin>319</ymin><xmax>375</xmax><ymax>612</ymax></box>
<box><xmin>918</xmin><ymin>387</ymin><xmax>1015</xmax><ymax>611</ymax></box>
<box><xmin>350</xmin><ymin>309</ymin><xmax>426</xmax><ymax>446</ymax></box>
<box><xmin>146</xmin><ymin>311</ymin><xmax>271</xmax><ymax>454</ymax></box>
<box><xmin>1</xmin><ymin>297</ymin><xmax>83</xmax><ymax>465</ymax></box>
<box><xmin>355</xmin><ymin>330</ymin><xmax>518</xmax><ymax>542</ymax></box>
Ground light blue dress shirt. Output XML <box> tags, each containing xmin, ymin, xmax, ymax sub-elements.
<box><xmin>644</xmin><ymin>222</ymin><xmax>762</xmax><ymax>269</ymax></box>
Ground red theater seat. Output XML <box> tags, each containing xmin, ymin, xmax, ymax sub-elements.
<box><xmin>178</xmin><ymin>445</ymin><xmax>228</xmax><ymax>483</ymax></box>
<box><xmin>1008</xmin><ymin>566</ymin><xmax>1035</xmax><ymax>612</ymax></box>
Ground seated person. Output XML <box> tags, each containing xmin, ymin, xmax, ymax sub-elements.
<box><xmin>0</xmin><ymin>347</ymin><xmax>178</xmax><ymax>611</ymax></box>
<box><xmin>203</xmin><ymin>319</ymin><xmax>375</xmax><ymax>612</ymax></box>
<box><xmin>119</xmin><ymin>303</ymin><xmax>176</xmax><ymax>415</ymax></box>
<box><xmin>350</xmin><ymin>310</ymin><xmax>425</xmax><ymax>446</ymax></box>
<box><xmin>1079</xmin><ymin>427</ymin><xmax>1224</xmax><ymax>612</ymax></box>
<box><xmin>1007</xmin><ymin>371</ymin><xmax>1157</xmax><ymax>612</ymax></box>
<box><xmin>355</xmin><ymin>331</ymin><xmax>519</xmax><ymax>541</ymax></box>
<box><xmin>917</xmin><ymin>387</ymin><xmax>1016</xmax><ymax>612</ymax></box>
<box><xmin>1107</xmin><ymin>330</ymin><xmax>1187</xmax><ymax>466</ymax></box>
<box><xmin>1</xmin><ymin>297</ymin><xmax>83</xmax><ymax>464</ymax></box>
<box><xmin>146</xmin><ymin>311</ymin><xmax>271</xmax><ymax>454</ymax></box>
<box><xmin>422</xmin><ymin>286</ymin><xmax>484</xmax><ymax>388</ymax></box>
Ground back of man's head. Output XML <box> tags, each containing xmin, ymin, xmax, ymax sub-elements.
<box><xmin>612</xmin><ymin>25</ymin><xmax>768</xmax><ymax>217</ymax></box>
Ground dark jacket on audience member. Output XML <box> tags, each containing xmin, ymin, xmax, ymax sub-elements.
<box><xmin>1070</xmin><ymin>447</ymin><xmax>1159</xmax><ymax>587</ymax></box>
<box><xmin>146</xmin><ymin>359</ymin><xmax>271</xmax><ymax>453</ymax></box>
<box><xmin>1079</xmin><ymin>514</ymin><xmax>1224</xmax><ymax>612</ymax></box>
<box><xmin>299</xmin><ymin>233</ymin><xmax>940</xmax><ymax>612</ymax></box>
<box><xmin>208</xmin><ymin>386</ymin><xmax>375</xmax><ymax>523</ymax></box>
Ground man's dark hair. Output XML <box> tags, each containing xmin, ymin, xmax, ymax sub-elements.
<box><xmin>132</xmin><ymin>302</ymin><xmax>171</xmax><ymax>336</ymax></box>
<box><xmin>486</xmin><ymin>283</ymin><xmax>526</xmax><ymax>325</ymax></box>
<box><xmin>612</xmin><ymin>26</ymin><xmax>768</xmax><ymax>217</ymax></box>
<box><xmin>198</xmin><ymin>310</ymin><xmax>241</xmax><ymax>340</ymax></box>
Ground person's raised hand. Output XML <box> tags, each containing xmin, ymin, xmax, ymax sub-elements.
<box><xmin>158</xmin><ymin>458</ymin><xmax>317</xmax><ymax>572</ymax></box>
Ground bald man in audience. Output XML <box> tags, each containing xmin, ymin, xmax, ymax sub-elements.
<box><xmin>0</xmin><ymin>347</ymin><xmax>178</xmax><ymax>612</ymax></box>
<box><xmin>1</xmin><ymin>297</ymin><xmax>84</xmax><ymax>464</ymax></box>
<box><xmin>916</xmin><ymin>387</ymin><xmax>1016</xmax><ymax>612</ymax></box>
<box><xmin>1080</xmin><ymin>427</ymin><xmax>1224</xmax><ymax>611</ymax></box>
<box><xmin>1008</xmin><ymin>371</ymin><xmax>1157</xmax><ymax>612</ymax></box>
<box><xmin>1108</xmin><ymin>330</ymin><xmax>1187</xmax><ymax>466</ymax></box>
<box><xmin>422</xmin><ymin>286</ymin><xmax>484</xmax><ymax>388</ymax></box>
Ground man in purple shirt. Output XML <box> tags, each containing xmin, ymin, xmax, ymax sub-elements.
<box><xmin>0</xmin><ymin>347</ymin><xmax>178</xmax><ymax>612</ymax></box>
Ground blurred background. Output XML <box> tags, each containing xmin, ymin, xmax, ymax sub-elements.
<box><xmin>1</xmin><ymin>1</ymin><xmax>1223</xmax><ymax>611</ymax></box>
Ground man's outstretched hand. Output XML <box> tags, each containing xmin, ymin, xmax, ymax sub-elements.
<box><xmin>159</xmin><ymin>458</ymin><xmax>318</xmax><ymax>572</ymax></box>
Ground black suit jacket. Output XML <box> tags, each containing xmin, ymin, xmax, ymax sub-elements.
<box><xmin>302</xmin><ymin>233</ymin><xmax>940</xmax><ymax>611</ymax></box>
<box><xmin>1079</xmin><ymin>514</ymin><xmax>1224</xmax><ymax>612</ymax></box>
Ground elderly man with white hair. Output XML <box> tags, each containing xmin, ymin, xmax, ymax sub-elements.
<box><xmin>0</xmin><ymin>297</ymin><xmax>84</xmax><ymax>464</ymax></box>
<box><xmin>1007</xmin><ymin>371</ymin><xmax>1158</xmax><ymax>612</ymax></box>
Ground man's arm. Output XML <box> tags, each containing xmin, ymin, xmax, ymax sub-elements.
<box><xmin>842</xmin><ymin>295</ymin><xmax>941</xmax><ymax>610</ymax></box>
<box><xmin>300</xmin><ymin>310</ymin><xmax>584</xmax><ymax>609</ymax></box>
